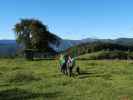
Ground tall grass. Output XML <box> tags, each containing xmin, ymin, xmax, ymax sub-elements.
<box><xmin>0</xmin><ymin>59</ymin><xmax>133</xmax><ymax>100</ymax></box>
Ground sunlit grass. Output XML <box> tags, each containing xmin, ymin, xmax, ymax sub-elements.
<box><xmin>0</xmin><ymin>59</ymin><xmax>133</xmax><ymax>100</ymax></box>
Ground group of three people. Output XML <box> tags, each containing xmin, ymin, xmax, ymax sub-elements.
<box><xmin>59</xmin><ymin>54</ymin><xmax>74</xmax><ymax>77</ymax></box>
<box><xmin>59</xmin><ymin>54</ymin><xmax>79</xmax><ymax>77</ymax></box>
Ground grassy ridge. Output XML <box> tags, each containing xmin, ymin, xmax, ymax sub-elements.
<box><xmin>77</xmin><ymin>50</ymin><xmax>133</xmax><ymax>60</ymax></box>
<box><xmin>0</xmin><ymin>59</ymin><xmax>133</xmax><ymax>100</ymax></box>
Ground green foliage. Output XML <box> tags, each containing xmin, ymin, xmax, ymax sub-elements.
<box><xmin>13</xmin><ymin>19</ymin><xmax>59</xmax><ymax>51</ymax></box>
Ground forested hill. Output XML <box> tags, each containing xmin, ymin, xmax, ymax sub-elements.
<box><xmin>1</xmin><ymin>38</ymin><xmax>133</xmax><ymax>57</ymax></box>
<box><xmin>55</xmin><ymin>38</ymin><xmax>133</xmax><ymax>52</ymax></box>
<box><xmin>64</xmin><ymin>41</ymin><xmax>133</xmax><ymax>57</ymax></box>
<box><xmin>100</xmin><ymin>38</ymin><xmax>133</xmax><ymax>46</ymax></box>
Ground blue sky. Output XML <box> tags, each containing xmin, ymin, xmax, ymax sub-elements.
<box><xmin>0</xmin><ymin>0</ymin><xmax>133</xmax><ymax>40</ymax></box>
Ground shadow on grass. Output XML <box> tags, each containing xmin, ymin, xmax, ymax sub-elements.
<box><xmin>79</xmin><ymin>71</ymin><xmax>95</xmax><ymax>75</ymax></box>
<box><xmin>11</xmin><ymin>67</ymin><xmax>23</xmax><ymax>70</ymax></box>
<box><xmin>0</xmin><ymin>83</ymin><xmax>10</xmax><ymax>87</ymax></box>
<box><xmin>0</xmin><ymin>88</ymin><xmax>61</xmax><ymax>100</ymax></box>
<box><xmin>78</xmin><ymin>70</ymin><xmax>112</xmax><ymax>80</ymax></box>
<box><xmin>33</xmin><ymin>58</ymin><xmax>56</xmax><ymax>61</ymax></box>
<box><xmin>52</xmin><ymin>73</ymin><xmax>64</xmax><ymax>78</ymax></box>
<box><xmin>0</xmin><ymin>72</ymin><xmax>2</xmax><ymax>74</ymax></box>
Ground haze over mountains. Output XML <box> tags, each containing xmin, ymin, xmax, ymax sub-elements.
<box><xmin>0</xmin><ymin>38</ymin><xmax>133</xmax><ymax>57</ymax></box>
<box><xmin>54</xmin><ymin>38</ymin><xmax>133</xmax><ymax>51</ymax></box>
<box><xmin>0</xmin><ymin>40</ymin><xmax>18</xmax><ymax>57</ymax></box>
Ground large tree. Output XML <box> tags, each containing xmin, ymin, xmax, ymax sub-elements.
<box><xmin>13</xmin><ymin>19</ymin><xmax>59</xmax><ymax>51</ymax></box>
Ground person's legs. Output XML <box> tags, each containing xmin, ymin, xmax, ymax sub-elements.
<box><xmin>61</xmin><ymin>63</ymin><xmax>65</xmax><ymax>74</ymax></box>
<box><xmin>76</xmin><ymin>66</ymin><xmax>80</xmax><ymax>75</ymax></box>
<box><xmin>69</xmin><ymin>66</ymin><xmax>73</xmax><ymax>77</ymax></box>
<box><xmin>61</xmin><ymin>64</ymin><xmax>63</xmax><ymax>72</ymax></box>
<box><xmin>65</xmin><ymin>63</ymin><xmax>69</xmax><ymax>75</ymax></box>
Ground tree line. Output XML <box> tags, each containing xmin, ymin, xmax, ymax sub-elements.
<box><xmin>64</xmin><ymin>41</ymin><xmax>133</xmax><ymax>58</ymax></box>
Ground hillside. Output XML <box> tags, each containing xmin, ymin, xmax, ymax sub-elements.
<box><xmin>0</xmin><ymin>38</ymin><xmax>95</xmax><ymax>57</ymax></box>
<box><xmin>1</xmin><ymin>38</ymin><xmax>133</xmax><ymax>57</ymax></box>
<box><xmin>99</xmin><ymin>38</ymin><xmax>133</xmax><ymax>46</ymax></box>
<box><xmin>55</xmin><ymin>38</ymin><xmax>133</xmax><ymax>52</ymax></box>
<box><xmin>51</xmin><ymin>38</ymin><xmax>97</xmax><ymax>52</ymax></box>
<box><xmin>77</xmin><ymin>50</ymin><xmax>133</xmax><ymax>60</ymax></box>
<box><xmin>64</xmin><ymin>41</ymin><xmax>133</xmax><ymax>58</ymax></box>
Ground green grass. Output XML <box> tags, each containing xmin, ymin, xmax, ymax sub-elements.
<box><xmin>0</xmin><ymin>59</ymin><xmax>133</xmax><ymax>100</ymax></box>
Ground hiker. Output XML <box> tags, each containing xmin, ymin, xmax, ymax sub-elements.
<box><xmin>66</xmin><ymin>55</ymin><xmax>75</xmax><ymax>77</ymax></box>
<box><xmin>59</xmin><ymin>54</ymin><xmax>71</xmax><ymax>75</ymax></box>
<box><xmin>64</xmin><ymin>54</ymin><xmax>69</xmax><ymax>75</ymax></box>
<box><xmin>59</xmin><ymin>54</ymin><xmax>76</xmax><ymax>77</ymax></box>
<box><xmin>67</xmin><ymin>55</ymin><xmax>72</xmax><ymax>76</ymax></box>
<box><xmin>59</xmin><ymin>54</ymin><xmax>66</xmax><ymax>73</ymax></box>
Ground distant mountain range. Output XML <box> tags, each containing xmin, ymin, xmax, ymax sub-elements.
<box><xmin>51</xmin><ymin>38</ymin><xmax>97</xmax><ymax>51</ymax></box>
<box><xmin>54</xmin><ymin>38</ymin><xmax>133</xmax><ymax>51</ymax></box>
<box><xmin>1</xmin><ymin>38</ymin><xmax>133</xmax><ymax>57</ymax></box>
<box><xmin>0</xmin><ymin>40</ymin><xmax>16</xmax><ymax>57</ymax></box>
<box><xmin>101</xmin><ymin>38</ymin><xmax>133</xmax><ymax>46</ymax></box>
<box><xmin>0</xmin><ymin>40</ymin><xmax>21</xmax><ymax>57</ymax></box>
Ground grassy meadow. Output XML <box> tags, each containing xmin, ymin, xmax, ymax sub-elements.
<box><xmin>0</xmin><ymin>59</ymin><xmax>133</xmax><ymax>100</ymax></box>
